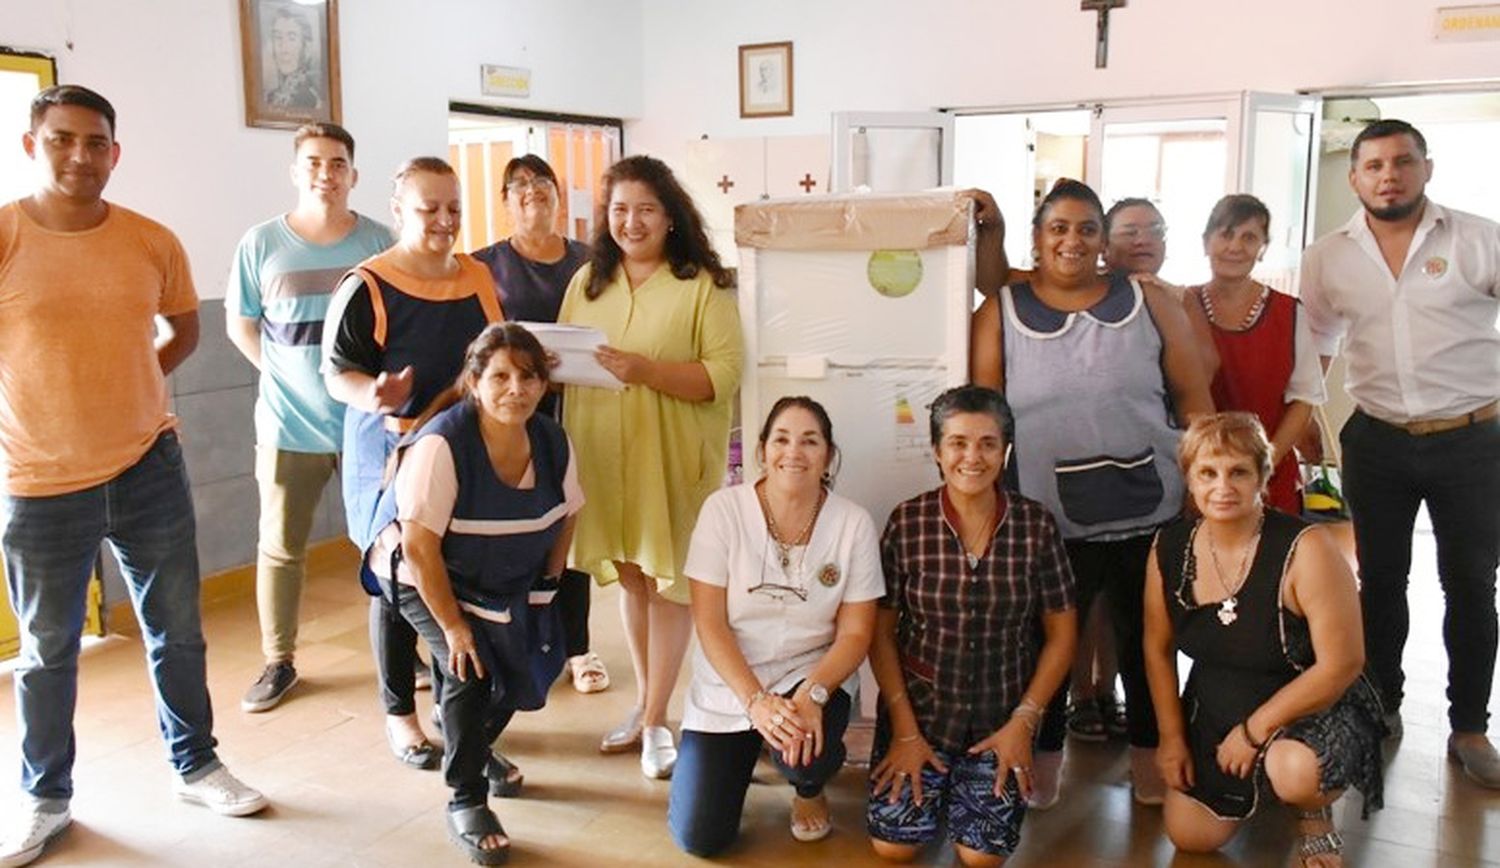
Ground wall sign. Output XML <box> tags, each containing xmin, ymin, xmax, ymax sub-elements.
<box><xmin>1434</xmin><ymin>5</ymin><xmax>1500</xmax><ymax>41</ymax></box>
<box><xmin>481</xmin><ymin>64</ymin><xmax>531</xmax><ymax>98</ymax></box>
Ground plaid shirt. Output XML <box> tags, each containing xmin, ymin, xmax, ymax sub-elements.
<box><xmin>880</xmin><ymin>487</ymin><xmax>1075</xmax><ymax>753</ymax></box>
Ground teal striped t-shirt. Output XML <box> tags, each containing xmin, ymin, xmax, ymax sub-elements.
<box><xmin>227</xmin><ymin>214</ymin><xmax>394</xmax><ymax>453</ymax></box>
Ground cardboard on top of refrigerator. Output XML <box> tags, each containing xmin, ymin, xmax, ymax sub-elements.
<box><xmin>734</xmin><ymin>190</ymin><xmax>973</xmax><ymax>251</ymax></box>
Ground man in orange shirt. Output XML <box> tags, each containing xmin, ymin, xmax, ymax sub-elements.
<box><xmin>0</xmin><ymin>86</ymin><xmax>267</xmax><ymax>867</ymax></box>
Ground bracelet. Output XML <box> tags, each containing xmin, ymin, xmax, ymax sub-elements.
<box><xmin>1240</xmin><ymin>719</ymin><xmax>1266</xmax><ymax>750</ymax></box>
<box><xmin>895</xmin><ymin>733</ymin><xmax>922</xmax><ymax>744</ymax></box>
<box><xmin>1015</xmin><ymin>697</ymin><xmax>1044</xmax><ymax>718</ymax></box>
<box><xmin>744</xmin><ymin>689</ymin><xmax>769</xmax><ymax>714</ymax></box>
<box><xmin>1008</xmin><ymin>698</ymin><xmax>1043</xmax><ymax>731</ymax></box>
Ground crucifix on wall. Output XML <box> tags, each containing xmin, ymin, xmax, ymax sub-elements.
<box><xmin>1081</xmin><ymin>0</ymin><xmax>1127</xmax><ymax>69</ymax></box>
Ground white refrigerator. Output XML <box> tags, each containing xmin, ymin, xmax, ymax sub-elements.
<box><xmin>735</xmin><ymin>190</ymin><xmax>976</xmax><ymax>531</ymax></box>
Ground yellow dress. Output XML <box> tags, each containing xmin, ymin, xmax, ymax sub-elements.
<box><xmin>559</xmin><ymin>263</ymin><xmax>744</xmax><ymax>603</ymax></box>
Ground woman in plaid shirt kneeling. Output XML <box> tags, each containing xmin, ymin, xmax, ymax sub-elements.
<box><xmin>868</xmin><ymin>386</ymin><xmax>1078</xmax><ymax>866</ymax></box>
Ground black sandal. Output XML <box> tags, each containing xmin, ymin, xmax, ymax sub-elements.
<box><xmin>487</xmin><ymin>752</ymin><xmax>524</xmax><ymax>798</ymax></box>
<box><xmin>447</xmin><ymin>804</ymin><xmax>510</xmax><ymax>865</ymax></box>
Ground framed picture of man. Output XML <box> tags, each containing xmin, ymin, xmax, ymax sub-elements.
<box><xmin>238</xmin><ymin>0</ymin><xmax>341</xmax><ymax>129</ymax></box>
<box><xmin>738</xmin><ymin>41</ymin><xmax>793</xmax><ymax>119</ymax></box>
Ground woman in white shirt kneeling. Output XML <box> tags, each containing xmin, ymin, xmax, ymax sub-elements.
<box><xmin>668</xmin><ymin>396</ymin><xmax>883</xmax><ymax>856</ymax></box>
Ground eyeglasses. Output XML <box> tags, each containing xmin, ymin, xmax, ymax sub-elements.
<box><xmin>1110</xmin><ymin>223</ymin><xmax>1167</xmax><ymax>242</ymax></box>
<box><xmin>505</xmin><ymin>176</ymin><xmax>555</xmax><ymax>195</ymax></box>
<box><xmin>747</xmin><ymin>534</ymin><xmax>809</xmax><ymax>602</ymax></box>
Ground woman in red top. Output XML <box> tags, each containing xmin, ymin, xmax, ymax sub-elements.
<box><xmin>1187</xmin><ymin>195</ymin><xmax>1326</xmax><ymax>515</ymax></box>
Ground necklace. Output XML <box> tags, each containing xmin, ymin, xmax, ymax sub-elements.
<box><xmin>958</xmin><ymin>504</ymin><xmax>997</xmax><ymax>570</ymax></box>
<box><xmin>1202</xmin><ymin>283</ymin><xmax>1269</xmax><ymax>331</ymax></box>
<box><xmin>759</xmin><ymin>484</ymin><xmax>826</xmax><ymax>570</ymax></box>
<box><xmin>1204</xmin><ymin>515</ymin><xmax>1264</xmax><ymax>626</ymax></box>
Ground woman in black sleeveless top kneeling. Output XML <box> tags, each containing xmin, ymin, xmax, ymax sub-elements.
<box><xmin>1143</xmin><ymin>412</ymin><xmax>1384</xmax><ymax>868</ymax></box>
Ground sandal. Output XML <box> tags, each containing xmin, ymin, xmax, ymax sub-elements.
<box><xmin>1100</xmin><ymin>692</ymin><xmax>1129</xmax><ymax>741</ymax></box>
<box><xmin>600</xmin><ymin>708</ymin><xmax>644</xmax><ymax>754</ymax></box>
<box><xmin>1066</xmin><ymin>697</ymin><xmax>1107</xmax><ymax>742</ymax></box>
<box><xmin>446</xmin><ymin>804</ymin><xmax>510</xmax><ymax>866</ymax></box>
<box><xmin>790</xmin><ymin>793</ymin><xmax>831</xmax><ymax>842</ymax></box>
<box><xmin>1296</xmin><ymin>806</ymin><xmax>1344</xmax><ymax>867</ymax></box>
<box><xmin>386</xmin><ymin>720</ymin><xmax>440</xmax><ymax>771</ymax></box>
<box><xmin>567</xmin><ymin>652</ymin><xmax>611</xmax><ymax>694</ymax></box>
<box><xmin>487</xmin><ymin>751</ymin><xmax>525</xmax><ymax>798</ymax></box>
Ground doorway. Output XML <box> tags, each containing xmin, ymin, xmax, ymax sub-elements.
<box><xmin>446</xmin><ymin>104</ymin><xmax>622</xmax><ymax>252</ymax></box>
<box><xmin>953</xmin><ymin>93</ymin><xmax>1318</xmax><ymax>290</ymax></box>
<box><xmin>0</xmin><ymin>47</ymin><xmax>106</xmax><ymax>658</ymax></box>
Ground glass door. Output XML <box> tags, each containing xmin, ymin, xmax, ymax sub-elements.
<box><xmin>1238</xmin><ymin>93</ymin><xmax>1320</xmax><ymax>294</ymax></box>
<box><xmin>1090</xmin><ymin>99</ymin><xmax>1236</xmax><ymax>286</ymax></box>
<box><xmin>830</xmin><ymin>111</ymin><xmax>954</xmax><ymax>193</ymax></box>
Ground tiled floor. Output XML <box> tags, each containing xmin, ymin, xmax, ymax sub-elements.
<box><xmin>0</xmin><ymin>521</ymin><xmax>1496</xmax><ymax>866</ymax></box>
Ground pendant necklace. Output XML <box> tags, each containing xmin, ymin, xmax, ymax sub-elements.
<box><xmin>760</xmin><ymin>484</ymin><xmax>826</xmax><ymax>571</ymax></box>
<box><xmin>1205</xmin><ymin>515</ymin><xmax>1264</xmax><ymax>626</ymax></box>
<box><xmin>960</xmin><ymin>506</ymin><xmax>997</xmax><ymax>570</ymax></box>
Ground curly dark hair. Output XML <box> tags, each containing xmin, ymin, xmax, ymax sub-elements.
<box><xmin>584</xmin><ymin>155</ymin><xmax>732</xmax><ymax>300</ymax></box>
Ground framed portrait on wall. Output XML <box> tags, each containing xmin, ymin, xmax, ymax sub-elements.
<box><xmin>738</xmin><ymin>41</ymin><xmax>793</xmax><ymax>118</ymax></box>
<box><xmin>238</xmin><ymin>0</ymin><xmax>341</xmax><ymax>129</ymax></box>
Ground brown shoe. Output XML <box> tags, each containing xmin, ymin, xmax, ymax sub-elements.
<box><xmin>1448</xmin><ymin>733</ymin><xmax>1500</xmax><ymax>789</ymax></box>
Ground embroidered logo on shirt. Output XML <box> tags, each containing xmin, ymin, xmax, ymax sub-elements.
<box><xmin>817</xmin><ymin>563</ymin><xmax>841</xmax><ymax>587</ymax></box>
<box><xmin>1423</xmin><ymin>256</ymin><xmax>1448</xmax><ymax>278</ymax></box>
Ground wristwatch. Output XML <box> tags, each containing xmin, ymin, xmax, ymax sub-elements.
<box><xmin>807</xmin><ymin>682</ymin><xmax>830</xmax><ymax>707</ymax></box>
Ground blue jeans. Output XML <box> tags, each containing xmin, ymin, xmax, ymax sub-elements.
<box><xmin>1341</xmin><ymin>410</ymin><xmax>1500</xmax><ymax>732</ymax></box>
<box><xmin>668</xmin><ymin>686</ymin><xmax>851</xmax><ymax>857</ymax></box>
<box><xmin>0</xmin><ymin>432</ymin><xmax>219</xmax><ymax>802</ymax></box>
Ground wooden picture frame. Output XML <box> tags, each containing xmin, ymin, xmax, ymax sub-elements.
<box><xmin>238</xmin><ymin>0</ymin><xmax>341</xmax><ymax>129</ymax></box>
<box><xmin>738</xmin><ymin>41</ymin><xmax>793</xmax><ymax>118</ymax></box>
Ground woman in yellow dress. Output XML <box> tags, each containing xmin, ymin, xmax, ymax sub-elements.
<box><xmin>558</xmin><ymin>155</ymin><xmax>743</xmax><ymax>779</ymax></box>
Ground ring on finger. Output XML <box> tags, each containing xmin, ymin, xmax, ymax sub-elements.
<box><xmin>771</xmin><ymin>713</ymin><xmax>784</xmax><ymax>727</ymax></box>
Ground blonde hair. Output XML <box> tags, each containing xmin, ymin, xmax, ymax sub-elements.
<box><xmin>1178</xmin><ymin>412</ymin><xmax>1274</xmax><ymax>485</ymax></box>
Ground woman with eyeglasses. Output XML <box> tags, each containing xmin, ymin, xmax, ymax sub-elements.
<box><xmin>667</xmin><ymin>397</ymin><xmax>882</xmax><ymax>856</ymax></box>
<box><xmin>867</xmin><ymin>386</ymin><xmax>1076</xmax><ymax>866</ymax></box>
<box><xmin>473</xmin><ymin>155</ymin><xmax>612</xmax><ymax>709</ymax></box>
<box><xmin>970</xmin><ymin>180</ymin><xmax>1214</xmax><ymax>809</ymax></box>
<box><xmin>1064</xmin><ymin>197</ymin><xmax>1174</xmax><ymax>745</ymax></box>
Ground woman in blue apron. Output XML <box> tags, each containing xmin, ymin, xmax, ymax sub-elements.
<box><xmin>323</xmin><ymin>157</ymin><xmax>503</xmax><ymax>772</ymax></box>
<box><xmin>363</xmin><ymin>322</ymin><xmax>579</xmax><ymax>865</ymax></box>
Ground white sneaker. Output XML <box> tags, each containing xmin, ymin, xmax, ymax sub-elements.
<box><xmin>640</xmin><ymin>726</ymin><xmax>677</xmax><ymax>779</ymax></box>
<box><xmin>173</xmin><ymin>766</ymin><xmax>268</xmax><ymax>817</ymax></box>
<box><xmin>0</xmin><ymin>802</ymin><xmax>71</xmax><ymax>868</ymax></box>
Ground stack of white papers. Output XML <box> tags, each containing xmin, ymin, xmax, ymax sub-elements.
<box><xmin>513</xmin><ymin>322</ymin><xmax>625</xmax><ymax>390</ymax></box>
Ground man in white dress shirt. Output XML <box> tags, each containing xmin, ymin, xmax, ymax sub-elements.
<box><xmin>1300</xmin><ymin>118</ymin><xmax>1500</xmax><ymax>788</ymax></box>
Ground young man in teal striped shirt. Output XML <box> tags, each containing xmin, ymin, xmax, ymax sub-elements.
<box><xmin>226</xmin><ymin>123</ymin><xmax>394</xmax><ymax>711</ymax></box>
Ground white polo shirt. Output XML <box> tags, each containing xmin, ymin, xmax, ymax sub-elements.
<box><xmin>1299</xmin><ymin>202</ymin><xmax>1500</xmax><ymax>423</ymax></box>
<box><xmin>681</xmin><ymin>483</ymin><xmax>884</xmax><ymax>733</ymax></box>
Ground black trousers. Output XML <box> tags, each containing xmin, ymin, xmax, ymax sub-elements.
<box><xmin>1037</xmin><ymin>534</ymin><xmax>1159</xmax><ymax>751</ymax></box>
<box><xmin>1341</xmin><ymin>410</ymin><xmax>1500</xmax><ymax>733</ymax></box>
<box><xmin>557</xmin><ymin>568</ymin><xmax>592</xmax><ymax>658</ymax></box>
<box><xmin>385</xmin><ymin>581</ymin><xmax>514</xmax><ymax>809</ymax></box>
<box><xmin>371</xmin><ymin>596</ymin><xmax>430</xmax><ymax>716</ymax></box>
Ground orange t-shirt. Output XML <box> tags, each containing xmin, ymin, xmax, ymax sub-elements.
<box><xmin>0</xmin><ymin>201</ymin><xmax>199</xmax><ymax>496</ymax></box>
